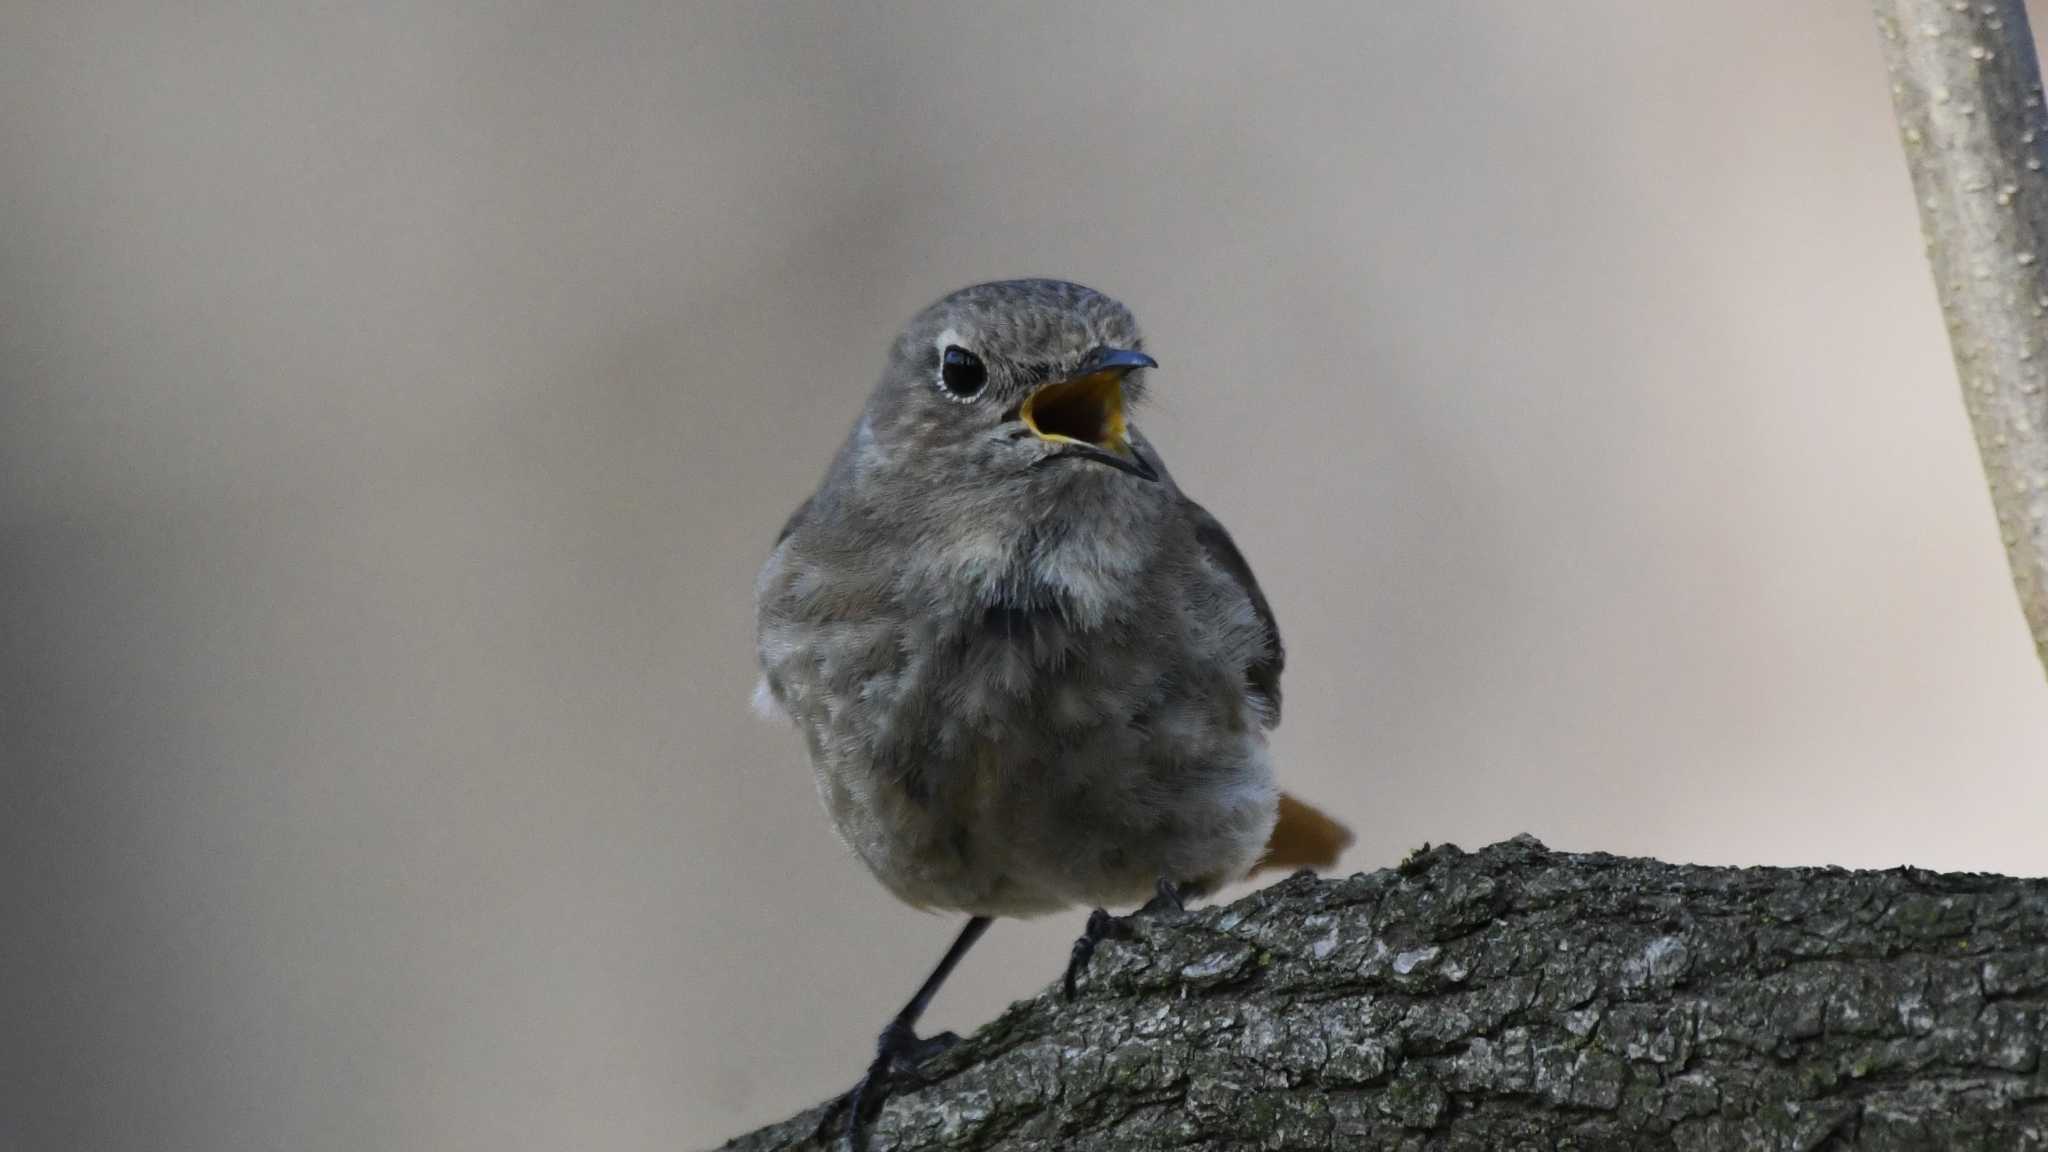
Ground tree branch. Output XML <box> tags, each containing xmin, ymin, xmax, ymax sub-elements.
<box><xmin>1874</xmin><ymin>0</ymin><xmax>2048</xmax><ymax>676</ymax></box>
<box><xmin>716</xmin><ymin>836</ymin><xmax>2048</xmax><ymax>1151</ymax></box>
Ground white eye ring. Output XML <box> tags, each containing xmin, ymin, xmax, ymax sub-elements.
<box><xmin>936</xmin><ymin>341</ymin><xmax>987</xmax><ymax>401</ymax></box>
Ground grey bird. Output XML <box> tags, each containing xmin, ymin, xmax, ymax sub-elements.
<box><xmin>753</xmin><ymin>279</ymin><xmax>1350</xmax><ymax>1147</ymax></box>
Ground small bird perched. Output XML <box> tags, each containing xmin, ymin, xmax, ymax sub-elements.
<box><xmin>754</xmin><ymin>279</ymin><xmax>1350</xmax><ymax>1147</ymax></box>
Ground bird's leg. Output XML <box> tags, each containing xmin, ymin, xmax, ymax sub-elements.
<box><xmin>1062</xmin><ymin>878</ymin><xmax>1185</xmax><ymax>1001</ymax></box>
<box><xmin>817</xmin><ymin>915</ymin><xmax>991</xmax><ymax>1152</ymax></box>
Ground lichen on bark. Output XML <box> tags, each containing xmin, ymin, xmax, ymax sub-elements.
<box><xmin>718</xmin><ymin>836</ymin><xmax>2048</xmax><ymax>1151</ymax></box>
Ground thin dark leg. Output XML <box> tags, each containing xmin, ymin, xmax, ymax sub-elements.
<box><xmin>1062</xmin><ymin>879</ymin><xmax>1185</xmax><ymax>1001</ymax></box>
<box><xmin>889</xmin><ymin>914</ymin><xmax>991</xmax><ymax>1033</ymax></box>
<box><xmin>821</xmin><ymin>916</ymin><xmax>992</xmax><ymax>1152</ymax></box>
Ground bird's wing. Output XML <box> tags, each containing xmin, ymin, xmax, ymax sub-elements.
<box><xmin>750</xmin><ymin>497</ymin><xmax>817</xmax><ymax>723</ymax></box>
<box><xmin>1181</xmin><ymin>500</ymin><xmax>1354</xmax><ymax>874</ymax></box>
<box><xmin>1184</xmin><ymin>497</ymin><xmax>1284</xmax><ymax>727</ymax></box>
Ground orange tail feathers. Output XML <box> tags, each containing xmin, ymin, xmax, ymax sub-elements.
<box><xmin>1255</xmin><ymin>792</ymin><xmax>1354</xmax><ymax>875</ymax></box>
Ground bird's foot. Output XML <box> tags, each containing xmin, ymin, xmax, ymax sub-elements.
<box><xmin>1062</xmin><ymin>879</ymin><xmax>1185</xmax><ymax>1001</ymax></box>
<box><xmin>1138</xmin><ymin>876</ymin><xmax>1186</xmax><ymax>916</ymax></box>
<box><xmin>815</xmin><ymin>1019</ymin><xmax>962</xmax><ymax>1151</ymax></box>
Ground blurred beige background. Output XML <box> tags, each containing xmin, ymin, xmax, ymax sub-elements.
<box><xmin>5</xmin><ymin>3</ymin><xmax>2048</xmax><ymax>1149</ymax></box>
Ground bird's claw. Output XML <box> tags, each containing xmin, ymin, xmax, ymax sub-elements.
<box><xmin>816</xmin><ymin>1020</ymin><xmax>963</xmax><ymax>1151</ymax></box>
<box><xmin>1062</xmin><ymin>880</ymin><xmax>1185</xmax><ymax>1001</ymax></box>
<box><xmin>1138</xmin><ymin>877</ymin><xmax>1186</xmax><ymax>917</ymax></box>
<box><xmin>1062</xmin><ymin>908</ymin><xmax>1126</xmax><ymax>1001</ymax></box>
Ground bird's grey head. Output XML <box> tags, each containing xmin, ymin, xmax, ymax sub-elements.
<box><xmin>855</xmin><ymin>280</ymin><xmax>1163</xmax><ymax>501</ymax></box>
<box><xmin>819</xmin><ymin>280</ymin><xmax>1175</xmax><ymax>622</ymax></box>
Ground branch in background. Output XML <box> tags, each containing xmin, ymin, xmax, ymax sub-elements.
<box><xmin>718</xmin><ymin>837</ymin><xmax>2048</xmax><ymax>1151</ymax></box>
<box><xmin>1875</xmin><ymin>0</ymin><xmax>2048</xmax><ymax>676</ymax></box>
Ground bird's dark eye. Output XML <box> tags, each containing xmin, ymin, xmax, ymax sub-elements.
<box><xmin>939</xmin><ymin>345</ymin><xmax>987</xmax><ymax>399</ymax></box>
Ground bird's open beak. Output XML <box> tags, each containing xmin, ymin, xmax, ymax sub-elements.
<box><xmin>1019</xmin><ymin>347</ymin><xmax>1160</xmax><ymax>481</ymax></box>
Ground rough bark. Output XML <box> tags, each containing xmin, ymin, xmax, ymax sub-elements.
<box><xmin>1873</xmin><ymin>0</ymin><xmax>2048</xmax><ymax>675</ymax></box>
<box><xmin>718</xmin><ymin>836</ymin><xmax>2048</xmax><ymax>1151</ymax></box>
